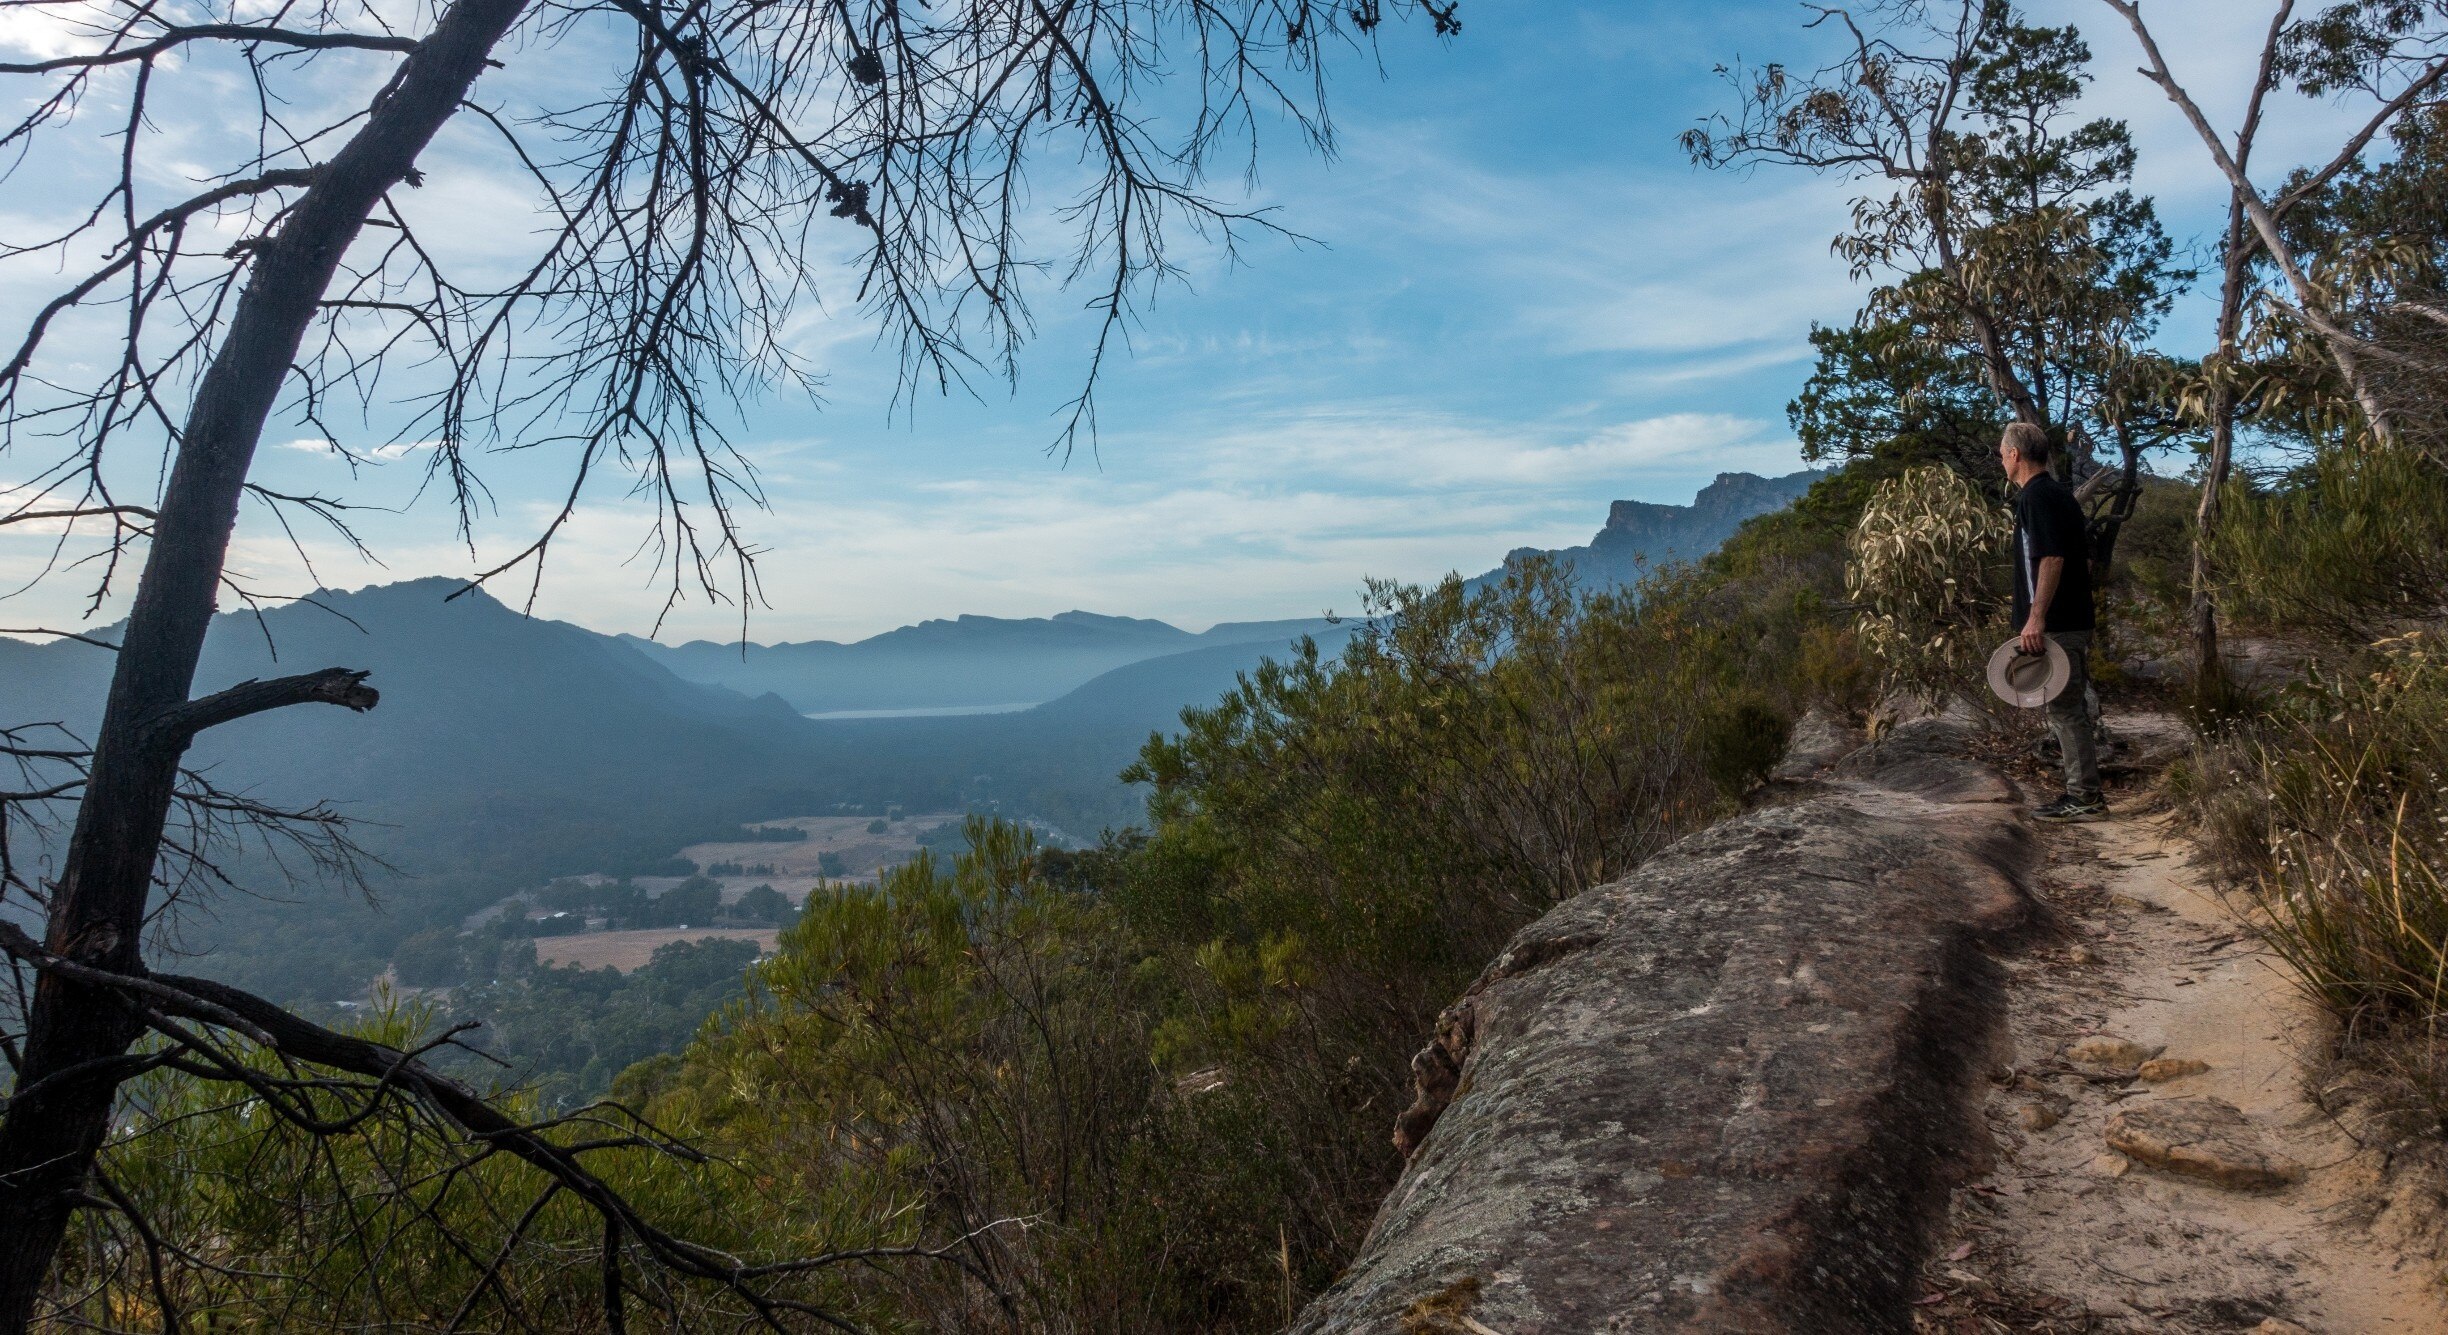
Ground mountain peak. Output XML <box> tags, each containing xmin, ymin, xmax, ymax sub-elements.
<box><xmin>1594</xmin><ymin>469</ymin><xmax>1823</xmax><ymax>552</ymax></box>
<box><xmin>1470</xmin><ymin>469</ymin><xmax>1822</xmax><ymax>596</ymax></box>
<box><xmin>1049</xmin><ymin>610</ymin><xmax>1183</xmax><ymax>632</ymax></box>
<box><xmin>1602</xmin><ymin>470</ymin><xmax>1822</xmax><ymax>539</ymax></box>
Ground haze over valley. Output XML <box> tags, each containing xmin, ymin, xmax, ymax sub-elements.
<box><xmin>0</xmin><ymin>469</ymin><xmax>1817</xmax><ymax>1029</ymax></box>
<box><xmin>9</xmin><ymin>0</ymin><xmax>2443</xmax><ymax>1324</ymax></box>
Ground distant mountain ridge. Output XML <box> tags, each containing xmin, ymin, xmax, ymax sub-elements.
<box><xmin>0</xmin><ymin>474</ymin><xmax>1822</xmax><ymax>770</ymax></box>
<box><xmin>633</xmin><ymin>471</ymin><xmax>1822</xmax><ymax>713</ymax></box>
<box><xmin>0</xmin><ymin>476</ymin><xmax>1825</xmax><ymax>999</ymax></box>
<box><xmin>626</xmin><ymin>611</ymin><xmax>1344</xmax><ymax>713</ymax></box>
<box><xmin>1486</xmin><ymin>469</ymin><xmax>1824</xmax><ymax>592</ymax></box>
<box><xmin>0</xmin><ymin>579</ymin><xmax>854</xmax><ymax>997</ymax></box>
<box><xmin>1597</xmin><ymin>470</ymin><xmax>1825</xmax><ymax>558</ymax></box>
<box><xmin>0</xmin><ymin>578</ymin><xmax>825</xmax><ymax>818</ymax></box>
<box><xmin>0</xmin><ymin>473</ymin><xmax>1826</xmax><ymax>831</ymax></box>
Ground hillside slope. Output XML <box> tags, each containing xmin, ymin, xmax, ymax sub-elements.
<box><xmin>626</xmin><ymin>611</ymin><xmax>1342</xmax><ymax>712</ymax></box>
<box><xmin>970</xmin><ymin>622</ymin><xmax>1363</xmax><ymax>834</ymax></box>
<box><xmin>0</xmin><ymin>582</ymin><xmax>843</xmax><ymax>998</ymax></box>
<box><xmin>0</xmin><ymin>578</ymin><xmax>822</xmax><ymax>829</ymax></box>
<box><xmin>0</xmin><ymin>478</ymin><xmax>1818</xmax><ymax>1000</ymax></box>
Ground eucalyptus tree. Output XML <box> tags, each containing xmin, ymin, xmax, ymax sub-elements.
<box><xmin>2098</xmin><ymin>0</ymin><xmax>2448</xmax><ymax>684</ymax></box>
<box><xmin>2273</xmin><ymin>103</ymin><xmax>2448</xmax><ymax>462</ymax></box>
<box><xmin>0</xmin><ymin>0</ymin><xmax>1462</xmax><ymax>1326</ymax></box>
<box><xmin>1687</xmin><ymin>1</ymin><xmax>2188</xmax><ymax>573</ymax></box>
<box><xmin>2259</xmin><ymin>61</ymin><xmax>2448</xmax><ymax>463</ymax></box>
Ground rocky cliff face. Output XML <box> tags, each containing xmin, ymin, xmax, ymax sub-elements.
<box><xmin>1593</xmin><ymin>470</ymin><xmax>1824</xmax><ymax>559</ymax></box>
<box><xmin>1290</xmin><ymin>714</ymin><xmax>2034</xmax><ymax>1334</ymax></box>
<box><xmin>1489</xmin><ymin>469</ymin><xmax>1824</xmax><ymax>593</ymax></box>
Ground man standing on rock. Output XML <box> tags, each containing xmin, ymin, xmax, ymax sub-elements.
<box><xmin>2001</xmin><ymin>422</ymin><xmax>2105</xmax><ymax>821</ymax></box>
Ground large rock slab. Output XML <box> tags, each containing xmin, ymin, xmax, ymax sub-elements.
<box><xmin>1291</xmin><ymin>719</ymin><xmax>2036</xmax><ymax>1335</ymax></box>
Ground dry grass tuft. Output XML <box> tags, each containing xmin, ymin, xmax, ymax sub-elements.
<box><xmin>2172</xmin><ymin>631</ymin><xmax>2448</xmax><ymax>1131</ymax></box>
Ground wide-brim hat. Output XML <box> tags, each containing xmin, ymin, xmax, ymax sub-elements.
<box><xmin>1986</xmin><ymin>636</ymin><xmax>2072</xmax><ymax>708</ymax></box>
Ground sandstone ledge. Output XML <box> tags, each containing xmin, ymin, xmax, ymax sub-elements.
<box><xmin>1290</xmin><ymin>718</ymin><xmax>2036</xmax><ymax>1334</ymax></box>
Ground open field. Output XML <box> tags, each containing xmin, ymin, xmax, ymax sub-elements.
<box><xmin>463</xmin><ymin>812</ymin><xmax>973</xmax><ymax>935</ymax></box>
<box><xmin>534</xmin><ymin>927</ymin><xmax>780</xmax><ymax>973</ymax></box>
<box><xmin>674</xmin><ymin>811</ymin><xmax>964</xmax><ymax>900</ymax></box>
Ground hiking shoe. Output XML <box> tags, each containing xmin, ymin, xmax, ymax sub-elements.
<box><xmin>2034</xmin><ymin>791</ymin><xmax>2107</xmax><ymax>822</ymax></box>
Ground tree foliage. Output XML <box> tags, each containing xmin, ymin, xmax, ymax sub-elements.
<box><xmin>2256</xmin><ymin>102</ymin><xmax>2448</xmax><ymax>458</ymax></box>
<box><xmin>648</xmin><ymin>819</ymin><xmax>1175</xmax><ymax>1330</ymax></box>
<box><xmin>1693</xmin><ymin>0</ymin><xmax>2186</xmax><ymax>468</ymax></box>
<box><xmin>1845</xmin><ymin>464</ymin><xmax>2011</xmax><ymax>702</ymax></box>
<box><xmin>1790</xmin><ymin>321</ymin><xmax>2005</xmax><ymax>475</ymax></box>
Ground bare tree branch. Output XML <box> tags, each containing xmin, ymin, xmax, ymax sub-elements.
<box><xmin>139</xmin><ymin>668</ymin><xmax>379</xmax><ymax>752</ymax></box>
<box><xmin>0</xmin><ymin>0</ymin><xmax>1459</xmax><ymax>1323</ymax></box>
<box><xmin>2100</xmin><ymin>0</ymin><xmax>2430</xmax><ymax>443</ymax></box>
<box><xmin>0</xmin><ymin>629</ymin><xmax>116</xmax><ymax>650</ymax></box>
<box><xmin>0</xmin><ymin>24</ymin><xmax>422</xmax><ymax>76</ymax></box>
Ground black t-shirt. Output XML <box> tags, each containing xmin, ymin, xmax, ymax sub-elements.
<box><xmin>2012</xmin><ymin>472</ymin><xmax>2095</xmax><ymax>633</ymax></box>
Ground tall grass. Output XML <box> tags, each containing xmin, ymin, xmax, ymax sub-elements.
<box><xmin>2176</xmin><ymin>631</ymin><xmax>2448</xmax><ymax>1126</ymax></box>
<box><xmin>2214</xmin><ymin>448</ymin><xmax>2448</xmax><ymax>642</ymax></box>
<box><xmin>2258</xmin><ymin>798</ymin><xmax>2448</xmax><ymax>1025</ymax></box>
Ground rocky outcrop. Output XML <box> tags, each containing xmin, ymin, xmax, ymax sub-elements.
<box><xmin>1483</xmin><ymin>470</ymin><xmax>1825</xmax><ymax>594</ymax></box>
<box><xmin>1291</xmin><ymin>717</ymin><xmax>2036</xmax><ymax>1334</ymax></box>
<box><xmin>1766</xmin><ymin>705</ymin><xmax>1864</xmax><ymax>784</ymax></box>
<box><xmin>1592</xmin><ymin>471</ymin><xmax>1826</xmax><ymax>561</ymax></box>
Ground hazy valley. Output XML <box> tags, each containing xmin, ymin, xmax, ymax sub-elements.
<box><xmin>0</xmin><ymin>469</ymin><xmax>1819</xmax><ymax>1046</ymax></box>
<box><xmin>12</xmin><ymin>0</ymin><xmax>2448</xmax><ymax>1320</ymax></box>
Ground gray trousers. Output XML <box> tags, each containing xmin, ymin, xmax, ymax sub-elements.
<box><xmin>2047</xmin><ymin>630</ymin><xmax>2101</xmax><ymax>797</ymax></box>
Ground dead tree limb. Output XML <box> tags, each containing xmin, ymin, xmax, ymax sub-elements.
<box><xmin>0</xmin><ymin>0</ymin><xmax>536</xmax><ymax>1321</ymax></box>
<box><xmin>0</xmin><ymin>0</ymin><xmax>1459</xmax><ymax>1325</ymax></box>
<box><xmin>2101</xmin><ymin>0</ymin><xmax>2447</xmax><ymax>447</ymax></box>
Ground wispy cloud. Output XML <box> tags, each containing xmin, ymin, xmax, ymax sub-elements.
<box><xmin>1313</xmin><ymin>123</ymin><xmax>1868</xmax><ymax>363</ymax></box>
<box><xmin>277</xmin><ymin>438</ymin><xmax>437</xmax><ymax>462</ymax></box>
<box><xmin>166</xmin><ymin>400</ymin><xmax>1803</xmax><ymax>642</ymax></box>
<box><xmin>1611</xmin><ymin>344</ymin><xmax>1818</xmax><ymax>391</ymax></box>
<box><xmin>1182</xmin><ymin>405</ymin><xmax>1802</xmax><ymax>489</ymax></box>
<box><xmin>7</xmin><ymin>1</ymin><xmax>2331</xmax><ymax>648</ymax></box>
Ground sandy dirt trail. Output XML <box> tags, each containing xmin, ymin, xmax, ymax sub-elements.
<box><xmin>1916</xmin><ymin>752</ymin><xmax>2446</xmax><ymax>1333</ymax></box>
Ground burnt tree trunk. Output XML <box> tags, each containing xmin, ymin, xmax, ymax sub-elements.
<box><xmin>0</xmin><ymin>0</ymin><xmax>530</xmax><ymax>1322</ymax></box>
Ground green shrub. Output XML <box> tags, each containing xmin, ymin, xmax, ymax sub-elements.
<box><xmin>1845</xmin><ymin>464</ymin><xmax>2010</xmax><ymax>701</ymax></box>
<box><xmin>654</xmin><ymin>819</ymin><xmax>1194</xmax><ymax>1330</ymax></box>
<box><xmin>1702</xmin><ymin>693</ymin><xmax>1792</xmax><ymax>798</ymax></box>
<box><xmin>2215</xmin><ymin>448</ymin><xmax>2448</xmax><ymax>642</ymax></box>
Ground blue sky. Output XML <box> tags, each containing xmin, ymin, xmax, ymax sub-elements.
<box><xmin>0</xmin><ymin>1</ymin><xmax>2378</xmax><ymax>642</ymax></box>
